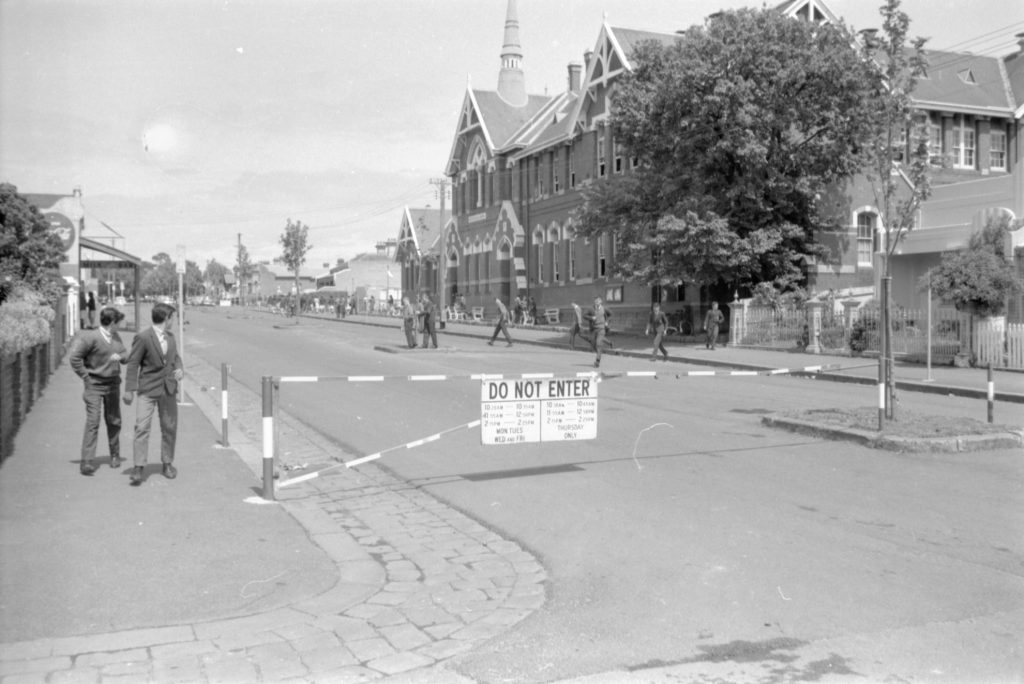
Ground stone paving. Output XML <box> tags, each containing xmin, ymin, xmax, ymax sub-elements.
<box><xmin>0</xmin><ymin>354</ymin><xmax>546</xmax><ymax>683</ymax></box>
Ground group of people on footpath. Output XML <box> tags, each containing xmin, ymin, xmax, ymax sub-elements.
<box><xmin>401</xmin><ymin>293</ymin><xmax>439</xmax><ymax>349</ymax></box>
<box><xmin>69</xmin><ymin>303</ymin><xmax>183</xmax><ymax>486</ymax></box>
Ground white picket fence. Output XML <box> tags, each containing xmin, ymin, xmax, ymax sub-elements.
<box><xmin>975</xmin><ymin>322</ymin><xmax>1024</xmax><ymax>369</ymax></box>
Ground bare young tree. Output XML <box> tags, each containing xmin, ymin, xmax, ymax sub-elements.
<box><xmin>279</xmin><ymin>219</ymin><xmax>312</xmax><ymax>317</ymax></box>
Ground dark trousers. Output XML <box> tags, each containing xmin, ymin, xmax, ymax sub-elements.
<box><xmin>593</xmin><ymin>328</ymin><xmax>607</xmax><ymax>362</ymax></box>
<box><xmin>403</xmin><ymin>317</ymin><xmax>417</xmax><ymax>347</ymax></box>
<box><xmin>651</xmin><ymin>329</ymin><xmax>668</xmax><ymax>358</ymax></box>
<box><xmin>421</xmin><ymin>314</ymin><xmax>437</xmax><ymax>348</ymax></box>
<box><xmin>569</xmin><ymin>323</ymin><xmax>591</xmax><ymax>350</ymax></box>
<box><xmin>133</xmin><ymin>393</ymin><xmax>178</xmax><ymax>467</ymax></box>
<box><xmin>81</xmin><ymin>377</ymin><xmax>121</xmax><ymax>463</ymax></box>
<box><xmin>705</xmin><ymin>325</ymin><xmax>719</xmax><ymax>349</ymax></box>
<box><xmin>490</xmin><ymin>320</ymin><xmax>512</xmax><ymax>344</ymax></box>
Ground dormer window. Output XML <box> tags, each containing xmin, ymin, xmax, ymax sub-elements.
<box><xmin>957</xmin><ymin>69</ymin><xmax>976</xmax><ymax>85</ymax></box>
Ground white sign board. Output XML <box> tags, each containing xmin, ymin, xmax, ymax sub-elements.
<box><xmin>176</xmin><ymin>245</ymin><xmax>186</xmax><ymax>274</ymax></box>
<box><xmin>480</xmin><ymin>377</ymin><xmax>598</xmax><ymax>445</ymax></box>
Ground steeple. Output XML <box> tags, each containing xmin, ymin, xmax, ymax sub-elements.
<box><xmin>497</xmin><ymin>0</ymin><xmax>527</xmax><ymax>106</ymax></box>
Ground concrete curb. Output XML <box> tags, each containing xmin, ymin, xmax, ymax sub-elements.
<box><xmin>762</xmin><ymin>414</ymin><xmax>1024</xmax><ymax>452</ymax></box>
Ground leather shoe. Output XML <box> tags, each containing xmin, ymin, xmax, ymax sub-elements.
<box><xmin>110</xmin><ymin>455</ymin><xmax>122</xmax><ymax>469</ymax></box>
<box><xmin>80</xmin><ymin>460</ymin><xmax>97</xmax><ymax>476</ymax></box>
<box><xmin>129</xmin><ymin>466</ymin><xmax>144</xmax><ymax>486</ymax></box>
<box><xmin>162</xmin><ymin>463</ymin><xmax>177</xmax><ymax>479</ymax></box>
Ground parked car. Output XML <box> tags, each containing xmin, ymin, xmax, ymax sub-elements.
<box><xmin>114</xmin><ymin>296</ymin><xmax>127</xmax><ymax>306</ymax></box>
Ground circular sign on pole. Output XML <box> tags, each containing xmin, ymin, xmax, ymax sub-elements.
<box><xmin>44</xmin><ymin>212</ymin><xmax>76</xmax><ymax>252</ymax></box>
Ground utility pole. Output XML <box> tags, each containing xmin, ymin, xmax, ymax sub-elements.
<box><xmin>237</xmin><ymin>233</ymin><xmax>243</xmax><ymax>306</ymax></box>
<box><xmin>429</xmin><ymin>176</ymin><xmax>452</xmax><ymax>322</ymax></box>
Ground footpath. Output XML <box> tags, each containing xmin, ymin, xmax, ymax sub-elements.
<box><xmin>0</xmin><ymin>314</ymin><xmax>1020</xmax><ymax>684</ymax></box>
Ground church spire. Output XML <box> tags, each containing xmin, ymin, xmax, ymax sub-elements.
<box><xmin>497</xmin><ymin>0</ymin><xmax>527</xmax><ymax>106</ymax></box>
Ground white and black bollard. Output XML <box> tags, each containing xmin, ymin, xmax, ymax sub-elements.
<box><xmin>261</xmin><ymin>375</ymin><xmax>275</xmax><ymax>500</ymax></box>
<box><xmin>987</xmin><ymin>363</ymin><xmax>994</xmax><ymax>424</ymax></box>
<box><xmin>221</xmin><ymin>363</ymin><xmax>229</xmax><ymax>447</ymax></box>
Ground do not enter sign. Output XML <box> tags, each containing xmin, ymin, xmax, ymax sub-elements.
<box><xmin>480</xmin><ymin>377</ymin><xmax>598</xmax><ymax>445</ymax></box>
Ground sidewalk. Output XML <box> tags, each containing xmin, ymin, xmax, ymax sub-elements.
<box><xmin>0</xmin><ymin>332</ymin><xmax>544</xmax><ymax>683</ymax></box>
<box><xmin>317</xmin><ymin>311</ymin><xmax>1024</xmax><ymax>404</ymax></box>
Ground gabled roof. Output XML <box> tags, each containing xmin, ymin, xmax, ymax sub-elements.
<box><xmin>397</xmin><ymin>206</ymin><xmax>450</xmax><ymax>260</ymax></box>
<box><xmin>471</xmin><ymin>90</ymin><xmax>550</xmax><ymax>151</ymax></box>
<box><xmin>914</xmin><ymin>50</ymin><xmax>1016</xmax><ymax>115</ymax></box>
<box><xmin>774</xmin><ymin>0</ymin><xmax>841</xmax><ymax>26</ymax></box>
<box><xmin>509</xmin><ymin>91</ymin><xmax>580</xmax><ymax>158</ymax></box>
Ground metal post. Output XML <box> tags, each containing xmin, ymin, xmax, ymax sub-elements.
<box><xmin>221</xmin><ymin>363</ymin><xmax>229</xmax><ymax>447</ymax></box>
<box><xmin>261</xmin><ymin>376</ymin><xmax>275</xmax><ymax>500</ymax></box>
<box><xmin>987</xmin><ymin>363</ymin><xmax>994</xmax><ymax>424</ymax></box>
<box><xmin>178</xmin><ymin>270</ymin><xmax>185</xmax><ymax>404</ymax></box>
<box><xmin>925</xmin><ymin>279</ymin><xmax>934</xmax><ymax>382</ymax></box>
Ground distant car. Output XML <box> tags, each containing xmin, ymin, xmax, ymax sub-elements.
<box><xmin>157</xmin><ymin>296</ymin><xmax>174</xmax><ymax>305</ymax></box>
<box><xmin>114</xmin><ymin>296</ymin><xmax>127</xmax><ymax>306</ymax></box>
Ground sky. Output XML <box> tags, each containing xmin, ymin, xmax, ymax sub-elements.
<box><xmin>2</xmin><ymin>0</ymin><xmax>1023</xmax><ymax>273</ymax></box>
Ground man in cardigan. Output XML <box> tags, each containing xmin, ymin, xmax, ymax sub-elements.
<box><xmin>69</xmin><ymin>306</ymin><xmax>128</xmax><ymax>475</ymax></box>
<box><xmin>123</xmin><ymin>302</ymin><xmax>183</xmax><ymax>486</ymax></box>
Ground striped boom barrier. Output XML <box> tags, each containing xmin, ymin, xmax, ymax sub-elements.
<box><xmin>276</xmin><ymin>419</ymin><xmax>482</xmax><ymax>488</ymax></box>
<box><xmin>273</xmin><ymin>363</ymin><xmax>850</xmax><ymax>384</ymax></box>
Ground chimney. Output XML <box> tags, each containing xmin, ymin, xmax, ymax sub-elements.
<box><xmin>1017</xmin><ymin>32</ymin><xmax>1024</xmax><ymax>54</ymax></box>
<box><xmin>567</xmin><ymin>61</ymin><xmax>582</xmax><ymax>93</ymax></box>
<box><xmin>583</xmin><ymin>49</ymin><xmax>593</xmax><ymax>70</ymax></box>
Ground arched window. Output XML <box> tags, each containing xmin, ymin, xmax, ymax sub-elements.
<box><xmin>470</xmin><ymin>144</ymin><xmax>487</xmax><ymax>208</ymax></box>
<box><xmin>549</xmin><ymin>226</ymin><xmax>561</xmax><ymax>282</ymax></box>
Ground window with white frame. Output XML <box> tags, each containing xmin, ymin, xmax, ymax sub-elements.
<box><xmin>598</xmin><ymin>236</ymin><xmax>606</xmax><ymax>277</ymax></box>
<box><xmin>553</xmin><ymin>241</ymin><xmax>560</xmax><ymax>282</ymax></box>
<box><xmin>534</xmin><ymin>229</ymin><xmax>544</xmax><ymax>283</ymax></box>
<box><xmin>598</xmin><ymin>132</ymin><xmax>606</xmax><ymax>178</ymax></box>
<box><xmin>568</xmin><ymin>236</ymin><xmax>576</xmax><ymax>280</ymax></box>
<box><xmin>553</xmin><ymin>150</ymin><xmax>561</xmax><ymax>193</ymax></box>
<box><xmin>891</xmin><ymin>125</ymin><xmax>907</xmax><ymax>163</ymax></box>
<box><xmin>613</xmin><ymin>139</ymin><xmax>623</xmax><ymax>173</ymax></box>
<box><xmin>928</xmin><ymin>121</ymin><xmax>943</xmax><ymax>166</ymax></box>
<box><xmin>569</xmin><ymin>149</ymin><xmax>576</xmax><ymax>188</ymax></box>
<box><xmin>857</xmin><ymin>212</ymin><xmax>876</xmax><ymax>266</ymax></box>
<box><xmin>953</xmin><ymin>115</ymin><xmax>975</xmax><ymax>169</ymax></box>
<box><xmin>991</xmin><ymin>129</ymin><xmax>1007</xmax><ymax>170</ymax></box>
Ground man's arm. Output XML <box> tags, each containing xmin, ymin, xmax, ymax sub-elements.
<box><xmin>124</xmin><ymin>332</ymin><xmax>146</xmax><ymax>394</ymax></box>
<box><xmin>68</xmin><ymin>333</ymin><xmax>92</xmax><ymax>379</ymax></box>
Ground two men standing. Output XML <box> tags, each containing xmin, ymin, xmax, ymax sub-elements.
<box><xmin>71</xmin><ymin>302</ymin><xmax>182</xmax><ymax>486</ymax></box>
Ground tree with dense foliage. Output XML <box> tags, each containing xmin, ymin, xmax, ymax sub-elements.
<box><xmin>139</xmin><ymin>253</ymin><xmax>177</xmax><ymax>298</ymax></box>
<box><xmin>204</xmin><ymin>259</ymin><xmax>231</xmax><ymax>301</ymax></box>
<box><xmin>573</xmin><ymin>7</ymin><xmax>883</xmax><ymax>296</ymax></box>
<box><xmin>928</xmin><ymin>214</ymin><xmax>1021</xmax><ymax>317</ymax></box>
<box><xmin>0</xmin><ymin>183</ymin><xmax>66</xmax><ymax>304</ymax></box>
<box><xmin>279</xmin><ymin>219</ymin><xmax>312</xmax><ymax>314</ymax></box>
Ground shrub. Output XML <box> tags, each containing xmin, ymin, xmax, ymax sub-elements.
<box><xmin>0</xmin><ymin>287</ymin><xmax>54</xmax><ymax>357</ymax></box>
<box><xmin>849</xmin><ymin>318</ymin><xmax>871</xmax><ymax>354</ymax></box>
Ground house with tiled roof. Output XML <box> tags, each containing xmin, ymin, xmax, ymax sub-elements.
<box><xmin>443</xmin><ymin>0</ymin><xmax>1024</xmax><ymax>329</ymax></box>
<box><xmin>395</xmin><ymin>206</ymin><xmax>451</xmax><ymax>300</ymax></box>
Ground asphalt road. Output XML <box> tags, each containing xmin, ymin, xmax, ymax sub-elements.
<box><xmin>185</xmin><ymin>307</ymin><xmax>1024</xmax><ymax>683</ymax></box>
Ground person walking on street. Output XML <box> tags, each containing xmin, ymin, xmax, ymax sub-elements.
<box><xmin>420</xmin><ymin>293</ymin><xmax>438</xmax><ymax>348</ymax></box>
<box><xmin>86</xmin><ymin>291</ymin><xmax>97</xmax><ymax>328</ymax></box>
<box><xmin>569</xmin><ymin>301</ymin><xmax>592</xmax><ymax>351</ymax></box>
<box><xmin>69</xmin><ymin>306</ymin><xmax>128</xmax><ymax>475</ymax></box>
<box><xmin>487</xmin><ymin>297</ymin><xmax>513</xmax><ymax>347</ymax></box>
<box><xmin>123</xmin><ymin>302</ymin><xmax>183</xmax><ymax>486</ymax></box>
<box><xmin>401</xmin><ymin>296</ymin><xmax>417</xmax><ymax>348</ymax></box>
<box><xmin>703</xmin><ymin>301</ymin><xmax>724</xmax><ymax>350</ymax></box>
<box><xmin>588</xmin><ymin>297</ymin><xmax>610</xmax><ymax>368</ymax></box>
<box><xmin>646</xmin><ymin>302</ymin><xmax>670</xmax><ymax>361</ymax></box>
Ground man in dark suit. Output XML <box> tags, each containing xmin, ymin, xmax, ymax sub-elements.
<box><xmin>123</xmin><ymin>302</ymin><xmax>183</xmax><ymax>486</ymax></box>
<box><xmin>69</xmin><ymin>306</ymin><xmax>128</xmax><ymax>475</ymax></box>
